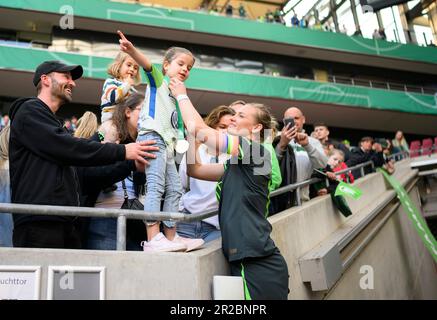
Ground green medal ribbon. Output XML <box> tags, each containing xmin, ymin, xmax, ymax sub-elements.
<box><xmin>165</xmin><ymin>74</ymin><xmax>188</xmax><ymax>153</ymax></box>
<box><xmin>174</xmin><ymin>101</ymin><xmax>188</xmax><ymax>153</ymax></box>
<box><xmin>378</xmin><ymin>168</ymin><xmax>437</xmax><ymax>262</ymax></box>
<box><xmin>175</xmin><ymin>100</ymin><xmax>185</xmax><ymax>140</ymax></box>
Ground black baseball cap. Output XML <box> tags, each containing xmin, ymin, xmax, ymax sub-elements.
<box><xmin>33</xmin><ymin>60</ymin><xmax>83</xmax><ymax>87</ymax></box>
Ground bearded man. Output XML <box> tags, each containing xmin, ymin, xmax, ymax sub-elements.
<box><xmin>9</xmin><ymin>61</ymin><xmax>156</xmax><ymax>249</ymax></box>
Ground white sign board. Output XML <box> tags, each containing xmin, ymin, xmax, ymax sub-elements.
<box><xmin>0</xmin><ymin>266</ymin><xmax>41</xmax><ymax>300</ymax></box>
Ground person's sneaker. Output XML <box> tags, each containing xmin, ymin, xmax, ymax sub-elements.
<box><xmin>172</xmin><ymin>235</ymin><xmax>205</xmax><ymax>252</ymax></box>
<box><xmin>141</xmin><ymin>232</ymin><xmax>187</xmax><ymax>253</ymax></box>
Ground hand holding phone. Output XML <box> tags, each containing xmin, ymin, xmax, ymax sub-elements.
<box><xmin>283</xmin><ymin>117</ymin><xmax>295</xmax><ymax>128</ymax></box>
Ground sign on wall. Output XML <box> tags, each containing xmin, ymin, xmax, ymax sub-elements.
<box><xmin>0</xmin><ymin>266</ymin><xmax>41</xmax><ymax>300</ymax></box>
<box><xmin>47</xmin><ymin>266</ymin><xmax>106</xmax><ymax>300</ymax></box>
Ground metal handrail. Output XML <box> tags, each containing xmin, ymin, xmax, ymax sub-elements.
<box><xmin>0</xmin><ymin>203</ymin><xmax>218</xmax><ymax>251</ymax></box>
<box><xmin>270</xmin><ymin>160</ymin><xmax>375</xmax><ymax>202</ymax></box>
<box><xmin>0</xmin><ymin>203</ymin><xmax>217</xmax><ymax>222</ymax></box>
<box><xmin>0</xmin><ymin>157</ymin><xmax>394</xmax><ymax>250</ymax></box>
<box><xmin>386</xmin><ymin>150</ymin><xmax>410</xmax><ymax>161</ymax></box>
<box><xmin>330</xmin><ymin>160</ymin><xmax>374</xmax><ymax>176</ymax></box>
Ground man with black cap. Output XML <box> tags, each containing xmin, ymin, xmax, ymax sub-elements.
<box><xmin>9</xmin><ymin>60</ymin><xmax>157</xmax><ymax>249</ymax></box>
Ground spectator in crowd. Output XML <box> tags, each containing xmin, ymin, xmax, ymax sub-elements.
<box><xmin>373</xmin><ymin>29</ymin><xmax>382</xmax><ymax>39</ymax></box>
<box><xmin>225</xmin><ymin>4</ymin><xmax>233</xmax><ymax>17</ymax></box>
<box><xmin>300</xmin><ymin>18</ymin><xmax>308</xmax><ymax>28</ymax></box>
<box><xmin>64</xmin><ymin>119</ymin><xmax>75</xmax><ymax>135</ymax></box>
<box><xmin>77</xmin><ymin>110</ymin><xmax>117</xmax><ymax>194</ymax></box>
<box><xmin>197</xmin><ymin>3</ymin><xmax>208</xmax><ymax>13</ymax></box>
<box><xmin>81</xmin><ymin>93</ymin><xmax>148</xmax><ymax>251</ymax></box>
<box><xmin>346</xmin><ymin>136</ymin><xmax>384</xmax><ymax>178</ymax></box>
<box><xmin>311</xmin><ymin>149</ymin><xmax>352</xmax><ymax>198</ymax></box>
<box><xmin>314</xmin><ymin>123</ymin><xmax>330</xmax><ymax>145</ymax></box>
<box><xmin>209</xmin><ymin>5</ymin><xmax>219</xmax><ymax>15</ymax></box>
<box><xmin>379</xmin><ymin>138</ymin><xmax>395</xmax><ymax>174</ymax></box>
<box><xmin>342</xmin><ymin>139</ymin><xmax>351</xmax><ymax>150</ymax></box>
<box><xmin>271</xmin><ymin>121</ymin><xmax>297</xmax><ymax>214</ymax></box>
<box><xmin>99</xmin><ymin>51</ymin><xmax>141</xmax><ymax>144</ymax></box>
<box><xmin>391</xmin><ymin>130</ymin><xmax>409</xmax><ymax>153</ymax></box>
<box><xmin>379</xmin><ymin>28</ymin><xmax>387</xmax><ymax>40</ymax></box>
<box><xmin>118</xmin><ymin>31</ymin><xmax>204</xmax><ymax>252</ymax></box>
<box><xmin>353</xmin><ymin>28</ymin><xmax>362</xmax><ymax>36</ymax></box>
<box><xmin>340</xmin><ymin>24</ymin><xmax>348</xmax><ymax>34</ymax></box>
<box><xmin>273</xmin><ymin>9</ymin><xmax>283</xmax><ymax>24</ymax></box>
<box><xmin>177</xmin><ymin>105</ymin><xmax>236</xmax><ymax>243</ymax></box>
<box><xmin>276</xmin><ymin>107</ymin><xmax>328</xmax><ymax>202</ymax></box>
<box><xmin>265</xmin><ymin>9</ymin><xmax>274</xmax><ymax>23</ymax></box>
<box><xmin>0</xmin><ymin>114</ymin><xmax>9</xmax><ymax>130</ymax></box>
<box><xmin>238</xmin><ymin>3</ymin><xmax>246</xmax><ymax>18</ymax></box>
<box><xmin>291</xmin><ymin>14</ymin><xmax>299</xmax><ymax>27</ymax></box>
<box><xmin>329</xmin><ymin>149</ymin><xmax>354</xmax><ymax>183</ymax></box>
<box><xmin>229</xmin><ymin>99</ymin><xmax>246</xmax><ymax>113</ymax></box>
<box><xmin>74</xmin><ymin>111</ymin><xmax>99</xmax><ymax>140</ymax></box>
<box><xmin>313</xmin><ymin>123</ymin><xmax>350</xmax><ymax>161</ymax></box>
<box><xmin>71</xmin><ymin>115</ymin><xmax>78</xmax><ymax>131</ymax></box>
<box><xmin>9</xmin><ymin>60</ymin><xmax>156</xmax><ymax>249</ymax></box>
<box><xmin>313</xmin><ymin>20</ymin><xmax>323</xmax><ymax>31</ymax></box>
<box><xmin>323</xmin><ymin>23</ymin><xmax>333</xmax><ymax>32</ymax></box>
<box><xmin>0</xmin><ymin>125</ymin><xmax>12</xmax><ymax>247</ymax></box>
<box><xmin>170</xmin><ymin>76</ymin><xmax>288</xmax><ymax>299</ymax></box>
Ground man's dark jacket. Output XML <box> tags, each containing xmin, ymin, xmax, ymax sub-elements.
<box><xmin>9</xmin><ymin>97</ymin><xmax>126</xmax><ymax>228</ymax></box>
<box><xmin>270</xmin><ymin>136</ymin><xmax>297</xmax><ymax>215</ymax></box>
<box><xmin>75</xmin><ymin>133</ymin><xmax>147</xmax><ymax>247</ymax></box>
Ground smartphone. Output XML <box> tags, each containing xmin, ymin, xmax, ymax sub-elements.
<box><xmin>283</xmin><ymin>117</ymin><xmax>295</xmax><ymax>128</ymax></box>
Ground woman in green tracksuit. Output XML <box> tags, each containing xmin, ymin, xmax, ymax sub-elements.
<box><xmin>169</xmin><ymin>79</ymin><xmax>289</xmax><ymax>300</ymax></box>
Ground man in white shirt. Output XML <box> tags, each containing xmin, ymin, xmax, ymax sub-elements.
<box><xmin>276</xmin><ymin>107</ymin><xmax>328</xmax><ymax>202</ymax></box>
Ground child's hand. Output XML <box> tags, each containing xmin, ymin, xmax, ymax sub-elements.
<box><xmin>123</xmin><ymin>75</ymin><xmax>135</xmax><ymax>86</ymax></box>
<box><xmin>169</xmin><ymin>78</ymin><xmax>187</xmax><ymax>98</ymax></box>
<box><xmin>295</xmin><ymin>132</ymin><xmax>309</xmax><ymax>146</ymax></box>
<box><xmin>118</xmin><ymin>30</ymin><xmax>135</xmax><ymax>55</ymax></box>
<box><xmin>317</xmin><ymin>188</ymin><xmax>328</xmax><ymax>196</ymax></box>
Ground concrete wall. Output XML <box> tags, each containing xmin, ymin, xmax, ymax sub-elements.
<box><xmin>1</xmin><ymin>159</ymin><xmax>436</xmax><ymax>299</ymax></box>
<box><xmin>326</xmin><ymin>183</ymin><xmax>437</xmax><ymax>299</ymax></box>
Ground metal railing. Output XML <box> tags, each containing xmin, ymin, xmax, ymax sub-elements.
<box><xmin>270</xmin><ymin>160</ymin><xmax>375</xmax><ymax>204</ymax></box>
<box><xmin>0</xmin><ymin>157</ymin><xmax>401</xmax><ymax>251</ymax></box>
<box><xmin>387</xmin><ymin>150</ymin><xmax>410</xmax><ymax>161</ymax></box>
<box><xmin>410</xmin><ymin>146</ymin><xmax>437</xmax><ymax>157</ymax></box>
<box><xmin>0</xmin><ymin>203</ymin><xmax>219</xmax><ymax>251</ymax></box>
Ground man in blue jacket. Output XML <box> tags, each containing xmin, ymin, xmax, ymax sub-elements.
<box><xmin>9</xmin><ymin>60</ymin><xmax>157</xmax><ymax>249</ymax></box>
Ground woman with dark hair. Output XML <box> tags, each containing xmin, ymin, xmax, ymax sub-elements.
<box><xmin>169</xmin><ymin>79</ymin><xmax>289</xmax><ymax>300</ymax></box>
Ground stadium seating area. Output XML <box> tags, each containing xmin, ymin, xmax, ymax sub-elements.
<box><xmin>409</xmin><ymin>138</ymin><xmax>437</xmax><ymax>157</ymax></box>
